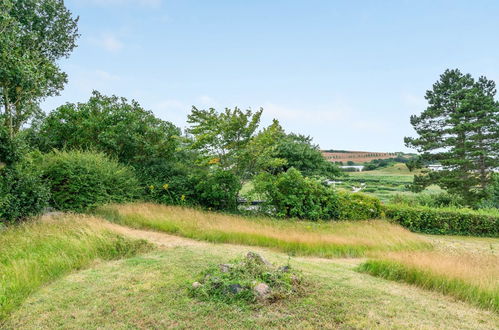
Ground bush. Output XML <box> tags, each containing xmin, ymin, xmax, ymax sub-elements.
<box><xmin>145</xmin><ymin>167</ymin><xmax>241</xmax><ymax>211</ymax></box>
<box><xmin>194</xmin><ymin>169</ymin><xmax>241</xmax><ymax>211</ymax></box>
<box><xmin>190</xmin><ymin>252</ymin><xmax>304</xmax><ymax>304</ymax></box>
<box><xmin>337</xmin><ymin>192</ymin><xmax>383</xmax><ymax>220</ymax></box>
<box><xmin>252</xmin><ymin>168</ymin><xmax>340</xmax><ymax>220</ymax></box>
<box><xmin>40</xmin><ymin>150</ymin><xmax>140</xmax><ymax>212</ymax></box>
<box><xmin>389</xmin><ymin>192</ymin><xmax>465</xmax><ymax>208</ymax></box>
<box><xmin>0</xmin><ymin>165</ymin><xmax>49</xmax><ymax>224</ymax></box>
<box><xmin>384</xmin><ymin>204</ymin><xmax>499</xmax><ymax>237</ymax></box>
<box><xmin>479</xmin><ymin>174</ymin><xmax>499</xmax><ymax>209</ymax></box>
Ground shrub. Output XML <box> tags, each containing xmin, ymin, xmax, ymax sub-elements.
<box><xmin>194</xmin><ymin>169</ymin><xmax>241</xmax><ymax>211</ymax></box>
<box><xmin>384</xmin><ymin>204</ymin><xmax>499</xmax><ymax>237</ymax></box>
<box><xmin>40</xmin><ymin>150</ymin><xmax>140</xmax><ymax>212</ymax></box>
<box><xmin>337</xmin><ymin>192</ymin><xmax>383</xmax><ymax>220</ymax></box>
<box><xmin>389</xmin><ymin>192</ymin><xmax>464</xmax><ymax>208</ymax></box>
<box><xmin>252</xmin><ymin>168</ymin><xmax>340</xmax><ymax>220</ymax></box>
<box><xmin>190</xmin><ymin>252</ymin><xmax>304</xmax><ymax>304</ymax></box>
<box><xmin>479</xmin><ymin>173</ymin><xmax>499</xmax><ymax>209</ymax></box>
<box><xmin>0</xmin><ymin>165</ymin><xmax>49</xmax><ymax>224</ymax></box>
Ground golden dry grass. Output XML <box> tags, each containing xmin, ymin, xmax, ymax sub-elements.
<box><xmin>95</xmin><ymin>203</ymin><xmax>431</xmax><ymax>257</ymax></box>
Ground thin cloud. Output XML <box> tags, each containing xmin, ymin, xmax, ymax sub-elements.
<box><xmin>89</xmin><ymin>33</ymin><xmax>124</xmax><ymax>52</ymax></box>
<box><xmin>85</xmin><ymin>0</ymin><xmax>161</xmax><ymax>8</ymax></box>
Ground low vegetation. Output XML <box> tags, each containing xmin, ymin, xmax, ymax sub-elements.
<box><xmin>95</xmin><ymin>203</ymin><xmax>430</xmax><ymax>258</ymax></box>
<box><xmin>5</xmin><ymin>242</ymin><xmax>498</xmax><ymax>329</ymax></box>
<box><xmin>384</xmin><ymin>204</ymin><xmax>499</xmax><ymax>237</ymax></box>
<box><xmin>358</xmin><ymin>251</ymin><xmax>499</xmax><ymax>312</ymax></box>
<box><xmin>0</xmin><ymin>214</ymin><xmax>151</xmax><ymax>320</ymax></box>
<box><xmin>190</xmin><ymin>252</ymin><xmax>305</xmax><ymax>304</ymax></box>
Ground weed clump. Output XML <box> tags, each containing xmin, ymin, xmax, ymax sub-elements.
<box><xmin>190</xmin><ymin>252</ymin><xmax>305</xmax><ymax>304</ymax></box>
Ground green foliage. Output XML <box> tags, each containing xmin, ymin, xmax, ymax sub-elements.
<box><xmin>0</xmin><ymin>164</ymin><xmax>49</xmax><ymax>224</ymax></box>
<box><xmin>337</xmin><ymin>192</ymin><xmax>383</xmax><ymax>220</ymax></box>
<box><xmin>0</xmin><ymin>125</ymin><xmax>25</xmax><ymax>167</ymax></box>
<box><xmin>479</xmin><ymin>173</ymin><xmax>499</xmax><ymax>208</ymax></box>
<box><xmin>389</xmin><ymin>192</ymin><xmax>465</xmax><ymax>208</ymax></box>
<box><xmin>39</xmin><ymin>150</ymin><xmax>140</xmax><ymax>212</ymax></box>
<box><xmin>0</xmin><ymin>215</ymin><xmax>151</xmax><ymax>320</ymax></box>
<box><xmin>357</xmin><ymin>259</ymin><xmax>498</xmax><ymax>313</ymax></box>
<box><xmin>194</xmin><ymin>169</ymin><xmax>241</xmax><ymax>211</ymax></box>
<box><xmin>405</xmin><ymin>69</ymin><xmax>499</xmax><ymax>205</ymax></box>
<box><xmin>252</xmin><ymin>168</ymin><xmax>340</xmax><ymax>220</ymax></box>
<box><xmin>190</xmin><ymin>253</ymin><xmax>304</xmax><ymax>304</ymax></box>
<box><xmin>384</xmin><ymin>203</ymin><xmax>499</xmax><ymax>236</ymax></box>
<box><xmin>273</xmin><ymin>133</ymin><xmax>341</xmax><ymax>178</ymax></box>
<box><xmin>0</xmin><ymin>0</ymin><xmax>79</xmax><ymax>135</ymax></box>
<box><xmin>187</xmin><ymin>106</ymin><xmax>263</xmax><ymax>179</ymax></box>
<box><xmin>34</xmin><ymin>91</ymin><xmax>181</xmax><ymax>169</ymax></box>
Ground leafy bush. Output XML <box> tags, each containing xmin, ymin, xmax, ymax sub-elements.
<box><xmin>252</xmin><ymin>168</ymin><xmax>340</xmax><ymax>220</ymax></box>
<box><xmin>479</xmin><ymin>173</ymin><xmax>499</xmax><ymax>209</ymax></box>
<box><xmin>39</xmin><ymin>150</ymin><xmax>140</xmax><ymax>212</ymax></box>
<box><xmin>384</xmin><ymin>204</ymin><xmax>499</xmax><ymax>236</ymax></box>
<box><xmin>194</xmin><ymin>169</ymin><xmax>241</xmax><ymax>211</ymax></box>
<box><xmin>0</xmin><ymin>165</ymin><xmax>49</xmax><ymax>224</ymax></box>
<box><xmin>337</xmin><ymin>192</ymin><xmax>383</xmax><ymax>220</ymax></box>
<box><xmin>389</xmin><ymin>192</ymin><xmax>465</xmax><ymax>208</ymax></box>
<box><xmin>190</xmin><ymin>252</ymin><xmax>304</xmax><ymax>304</ymax></box>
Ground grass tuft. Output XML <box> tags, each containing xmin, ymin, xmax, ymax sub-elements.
<box><xmin>95</xmin><ymin>203</ymin><xmax>431</xmax><ymax>258</ymax></box>
<box><xmin>0</xmin><ymin>214</ymin><xmax>152</xmax><ymax>321</ymax></box>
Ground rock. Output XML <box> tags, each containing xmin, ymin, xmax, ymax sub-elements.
<box><xmin>278</xmin><ymin>265</ymin><xmax>291</xmax><ymax>273</ymax></box>
<box><xmin>219</xmin><ymin>264</ymin><xmax>232</xmax><ymax>273</ymax></box>
<box><xmin>246</xmin><ymin>252</ymin><xmax>272</xmax><ymax>266</ymax></box>
<box><xmin>192</xmin><ymin>281</ymin><xmax>202</xmax><ymax>289</ymax></box>
<box><xmin>228</xmin><ymin>284</ymin><xmax>243</xmax><ymax>294</ymax></box>
<box><xmin>253</xmin><ymin>282</ymin><xmax>270</xmax><ymax>298</ymax></box>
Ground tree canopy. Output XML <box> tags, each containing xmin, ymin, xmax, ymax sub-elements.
<box><xmin>0</xmin><ymin>0</ymin><xmax>78</xmax><ymax>136</ymax></box>
<box><xmin>405</xmin><ymin>69</ymin><xmax>499</xmax><ymax>204</ymax></box>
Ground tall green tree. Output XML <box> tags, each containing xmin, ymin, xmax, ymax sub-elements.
<box><xmin>187</xmin><ymin>106</ymin><xmax>263</xmax><ymax>174</ymax></box>
<box><xmin>405</xmin><ymin>69</ymin><xmax>499</xmax><ymax>204</ymax></box>
<box><xmin>0</xmin><ymin>0</ymin><xmax>78</xmax><ymax>137</ymax></box>
<box><xmin>33</xmin><ymin>91</ymin><xmax>181</xmax><ymax>169</ymax></box>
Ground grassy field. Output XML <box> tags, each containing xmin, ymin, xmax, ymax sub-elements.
<box><xmin>95</xmin><ymin>203</ymin><xmax>430</xmax><ymax>258</ymax></box>
<box><xmin>341</xmin><ymin>163</ymin><xmax>441</xmax><ymax>201</ymax></box>
<box><xmin>4</xmin><ymin>239</ymin><xmax>499</xmax><ymax>329</ymax></box>
<box><xmin>1</xmin><ymin>207</ymin><xmax>498</xmax><ymax>328</ymax></box>
<box><xmin>0</xmin><ymin>214</ymin><xmax>151</xmax><ymax>321</ymax></box>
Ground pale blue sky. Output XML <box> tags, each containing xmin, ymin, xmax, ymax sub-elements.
<box><xmin>42</xmin><ymin>0</ymin><xmax>499</xmax><ymax>152</ymax></box>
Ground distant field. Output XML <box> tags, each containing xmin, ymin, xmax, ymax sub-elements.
<box><xmin>338</xmin><ymin>163</ymin><xmax>440</xmax><ymax>202</ymax></box>
<box><xmin>322</xmin><ymin>150</ymin><xmax>399</xmax><ymax>163</ymax></box>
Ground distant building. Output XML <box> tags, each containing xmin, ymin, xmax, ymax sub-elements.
<box><xmin>427</xmin><ymin>164</ymin><xmax>444</xmax><ymax>171</ymax></box>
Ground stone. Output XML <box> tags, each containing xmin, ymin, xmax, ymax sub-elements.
<box><xmin>246</xmin><ymin>252</ymin><xmax>272</xmax><ymax>266</ymax></box>
<box><xmin>278</xmin><ymin>265</ymin><xmax>291</xmax><ymax>273</ymax></box>
<box><xmin>253</xmin><ymin>282</ymin><xmax>270</xmax><ymax>298</ymax></box>
<box><xmin>192</xmin><ymin>281</ymin><xmax>202</xmax><ymax>289</ymax></box>
<box><xmin>219</xmin><ymin>264</ymin><xmax>232</xmax><ymax>273</ymax></box>
<box><xmin>228</xmin><ymin>284</ymin><xmax>243</xmax><ymax>294</ymax></box>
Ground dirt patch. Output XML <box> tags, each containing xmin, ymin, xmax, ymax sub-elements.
<box><xmin>101</xmin><ymin>222</ymin><xmax>206</xmax><ymax>248</ymax></box>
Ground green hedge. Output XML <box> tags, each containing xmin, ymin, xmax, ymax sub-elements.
<box><xmin>383</xmin><ymin>204</ymin><xmax>499</xmax><ymax>237</ymax></box>
<box><xmin>337</xmin><ymin>192</ymin><xmax>383</xmax><ymax>220</ymax></box>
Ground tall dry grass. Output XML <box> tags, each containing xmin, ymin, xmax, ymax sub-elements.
<box><xmin>95</xmin><ymin>203</ymin><xmax>431</xmax><ymax>258</ymax></box>
<box><xmin>358</xmin><ymin>251</ymin><xmax>499</xmax><ymax>312</ymax></box>
<box><xmin>0</xmin><ymin>214</ymin><xmax>151</xmax><ymax>321</ymax></box>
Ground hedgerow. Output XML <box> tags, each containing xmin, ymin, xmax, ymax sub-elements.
<box><xmin>383</xmin><ymin>204</ymin><xmax>499</xmax><ymax>237</ymax></box>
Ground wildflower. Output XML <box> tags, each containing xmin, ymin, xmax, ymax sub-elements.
<box><xmin>181</xmin><ymin>194</ymin><xmax>186</xmax><ymax>201</ymax></box>
<box><xmin>163</xmin><ymin>183</ymin><xmax>169</xmax><ymax>190</ymax></box>
<box><xmin>208</xmin><ymin>157</ymin><xmax>220</xmax><ymax>165</ymax></box>
<box><xmin>149</xmin><ymin>185</ymin><xmax>155</xmax><ymax>191</ymax></box>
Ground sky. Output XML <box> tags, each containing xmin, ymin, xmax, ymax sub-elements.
<box><xmin>42</xmin><ymin>0</ymin><xmax>499</xmax><ymax>152</ymax></box>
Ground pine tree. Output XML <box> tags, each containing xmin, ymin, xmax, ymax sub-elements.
<box><xmin>405</xmin><ymin>69</ymin><xmax>499</xmax><ymax>205</ymax></box>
